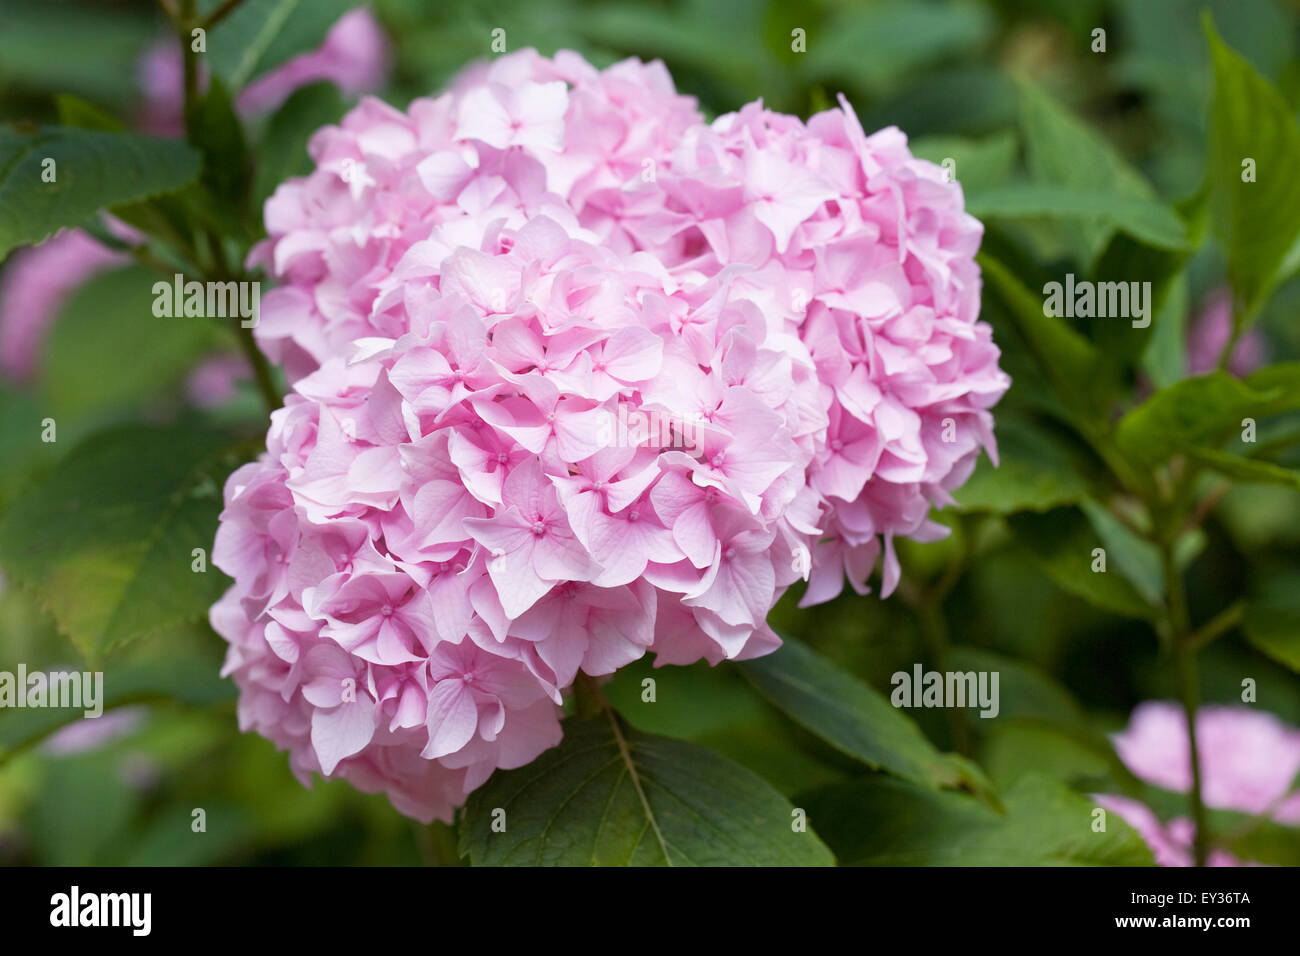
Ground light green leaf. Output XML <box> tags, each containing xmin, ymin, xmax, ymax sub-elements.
<box><xmin>908</xmin><ymin>132</ymin><xmax>1017</xmax><ymax>191</ymax></box>
<box><xmin>0</xmin><ymin>127</ymin><xmax>201</xmax><ymax>259</ymax></box>
<box><xmin>1205</xmin><ymin>14</ymin><xmax>1300</xmax><ymax>317</ymax></box>
<box><xmin>40</xmin><ymin>265</ymin><xmax>222</xmax><ymax>423</ymax></box>
<box><xmin>1018</xmin><ymin>79</ymin><xmax>1167</xmax><ymax>268</ymax></box>
<box><xmin>1080</xmin><ymin>498</ymin><xmax>1164</xmax><ymax>605</ymax></box>
<box><xmin>459</xmin><ymin>713</ymin><xmax>835</xmax><ymax>866</ymax></box>
<box><xmin>0</xmin><ymin>425</ymin><xmax>247</xmax><ymax>661</ymax></box>
<box><xmin>738</xmin><ymin>636</ymin><xmax>994</xmax><ymax>799</ymax></box>
<box><xmin>1115</xmin><ymin>372</ymin><xmax>1278</xmax><ymax>465</ymax></box>
<box><xmin>965</xmin><ymin>184</ymin><xmax>1187</xmax><ymax>251</ymax></box>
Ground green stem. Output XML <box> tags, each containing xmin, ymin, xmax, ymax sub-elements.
<box><xmin>1160</xmin><ymin>540</ymin><xmax>1211</xmax><ymax>866</ymax></box>
<box><xmin>1174</xmin><ymin>641</ymin><xmax>1211</xmax><ymax>866</ymax></box>
<box><xmin>233</xmin><ymin>315</ymin><xmax>281</xmax><ymax>414</ymax></box>
<box><xmin>179</xmin><ymin>0</ymin><xmax>200</xmax><ymax>138</ymax></box>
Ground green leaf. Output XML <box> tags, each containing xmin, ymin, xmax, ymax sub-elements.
<box><xmin>802</xmin><ymin>773</ymin><xmax>1154</xmax><ymax>865</ymax></box>
<box><xmin>459</xmin><ymin>713</ymin><xmax>835</xmax><ymax>866</ymax></box>
<box><xmin>946</xmin><ymin>648</ymin><xmax>1085</xmax><ymax>727</ymax></box>
<box><xmin>954</xmin><ymin>417</ymin><xmax>1089</xmax><ymax>514</ymax></box>
<box><xmin>908</xmin><ymin>132</ymin><xmax>1016</xmax><ymax>191</ymax></box>
<box><xmin>207</xmin><ymin>0</ymin><xmax>357</xmax><ymax>90</ymax></box>
<box><xmin>1007</xmin><ymin>508</ymin><xmax>1156</xmax><ymax>619</ymax></box>
<box><xmin>945</xmin><ymin>647</ymin><xmax>1142</xmax><ymax>789</ymax></box>
<box><xmin>0</xmin><ymin>425</ymin><xmax>247</xmax><ymax>661</ymax></box>
<box><xmin>806</xmin><ymin>0</ymin><xmax>994</xmax><ymax>94</ymax></box>
<box><xmin>1183</xmin><ymin>446</ymin><xmax>1300</xmax><ymax>490</ymax></box>
<box><xmin>1018</xmin><ymin>79</ymin><xmax>1169</xmax><ymax>268</ymax></box>
<box><xmin>965</xmin><ymin>184</ymin><xmax>1187</xmax><ymax>251</ymax></box>
<box><xmin>40</xmin><ymin>265</ymin><xmax>222</xmax><ymax>424</ymax></box>
<box><xmin>1205</xmin><ymin>14</ymin><xmax>1300</xmax><ymax>317</ymax></box>
<box><xmin>1140</xmin><ymin>273</ymin><xmax>1190</xmax><ymax>389</ymax></box>
<box><xmin>253</xmin><ymin>81</ymin><xmax>346</xmax><ymax>211</ymax></box>
<box><xmin>977</xmin><ymin>251</ymin><xmax>1116</xmax><ymax>428</ymax></box>
<box><xmin>1243</xmin><ymin>362</ymin><xmax>1300</xmax><ymax>415</ymax></box>
<box><xmin>0</xmin><ymin>127</ymin><xmax>201</xmax><ymax>259</ymax></box>
<box><xmin>1079</xmin><ymin>498</ymin><xmax>1164</xmax><ymax>606</ymax></box>
<box><xmin>191</xmin><ymin>77</ymin><xmax>252</xmax><ymax>233</ymax></box>
<box><xmin>1243</xmin><ymin>602</ymin><xmax>1300</xmax><ymax>674</ymax></box>
<box><xmin>602</xmin><ymin>656</ymin><xmax>849</xmax><ymax>798</ymax></box>
<box><xmin>738</xmin><ymin>636</ymin><xmax>994</xmax><ymax>799</ymax></box>
<box><xmin>54</xmin><ymin>95</ymin><xmax>125</xmax><ymax>132</ymax></box>
<box><xmin>1114</xmin><ymin>372</ymin><xmax>1278</xmax><ymax>465</ymax></box>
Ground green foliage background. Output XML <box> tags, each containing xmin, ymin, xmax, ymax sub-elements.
<box><xmin>1</xmin><ymin>0</ymin><xmax>1298</xmax><ymax>865</ymax></box>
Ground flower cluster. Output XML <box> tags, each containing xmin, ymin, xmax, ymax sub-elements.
<box><xmin>1096</xmin><ymin>702</ymin><xmax>1300</xmax><ymax>866</ymax></box>
<box><xmin>213</xmin><ymin>49</ymin><xmax>1008</xmax><ymax>820</ymax></box>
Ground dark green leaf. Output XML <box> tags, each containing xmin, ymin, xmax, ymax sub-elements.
<box><xmin>1244</xmin><ymin>602</ymin><xmax>1300</xmax><ymax>674</ymax></box>
<box><xmin>1008</xmin><ymin>508</ymin><xmax>1156</xmax><ymax>619</ymax></box>
<box><xmin>954</xmin><ymin>417</ymin><xmax>1089</xmax><ymax>514</ymax></box>
<box><xmin>738</xmin><ymin>636</ymin><xmax>994</xmax><ymax>798</ymax></box>
<box><xmin>802</xmin><ymin>773</ymin><xmax>1154</xmax><ymax>865</ymax></box>
<box><xmin>460</xmin><ymin>713</ymin><xmax>835</xmax><ymax>865</ymax></box>
<box><xmin>978</xmin><ymin>251</ymin><xmax>1116</xmax><ymax>428</ymax></box>
<box><xmin>0</xmin><ymin>127</ymin><xmax>201</xmax><ymax>259</ymax></box>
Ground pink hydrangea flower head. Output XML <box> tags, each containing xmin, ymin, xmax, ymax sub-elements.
<box><xmin>215</xmin><ymin>50</ymin><xmax>1007</xmax><ymax>819</ymax></box>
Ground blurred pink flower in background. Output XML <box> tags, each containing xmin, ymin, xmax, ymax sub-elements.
<box><xmin>1097</xmin><ymin>702</ymin><xmax>1300</xmax><ymax>866</ymax></box>
<box><xmin>0</xmin><ymin>230</ymin><xmax>125</xmax><ymax>381</ymax></box>
<box><xmin>240</xmin><ymin>8</ymin><xmax>389</xmax><ymax>115</ymax></box>
<box><xmin>1187</xmin><ymin>288</ymin><xmax>1266</xmax><ymax>377</ymax></box>
<box><xmin>138</xmin><ymin>7</ymin><xmax>389</xmax><ymax>134</ymax></box>
<box><xmin>41</xmin><ymin>707</ymin><xmax>146</xmax><ymax>756</ymax></box>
